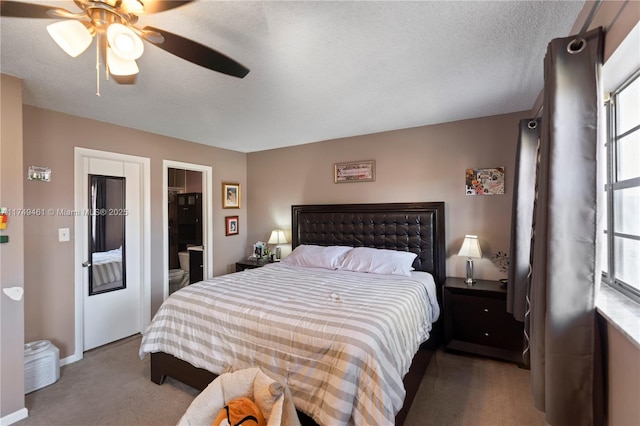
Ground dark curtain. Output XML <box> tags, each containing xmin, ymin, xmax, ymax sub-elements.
<box><xmin>92</xmin><ymin>177</ymin><xmax>107</xmax><ymax>252</ymax></box>
<box><xmin>507</xmin><ymin>118</ymin><xmax>540</xmax><ymax>323</ymax></box>
<box><xmin>526</xmin><ymin>27</ymin><xmax>604</xmax><ymax>426</ymax></box>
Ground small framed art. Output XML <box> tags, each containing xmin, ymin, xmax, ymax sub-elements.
<box><xmin>334</xmin><ymin>160</ymin><xmax>375</xmax><ymax>183</ymax></box>
<box><xmin>222</xmin><ymin>182</ymin><xmax>241</xmax><ymax>208</ymax></box>
<box><xmin>225</xmin><ymin>216</ymin><xmax>239</xmax><ymax>236</ymax></box>
<box><xmin>465</xmin><ymin>167</ymin><xmax>505</xmax><ymax>195</ymax></box>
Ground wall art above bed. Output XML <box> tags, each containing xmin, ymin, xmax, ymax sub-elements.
<box><xmin>465</xmin><ymin>167</ymin><xmax>505</xmax><ymax>195</ymax></box>
<box><xmin>334</xmin><ymin>160</ymin><xmax>375</xmax><ymax>183</ymax></box>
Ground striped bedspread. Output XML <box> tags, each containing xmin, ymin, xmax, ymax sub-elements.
<box><xmin>139</xmin><ymin>263</ymin><xmax>439</xmax><ymax>425</ymax></box>
<box><xmin>92</xmin><ymin>249</ymin><xmax>122</xmax><ymax>287</ymax></box>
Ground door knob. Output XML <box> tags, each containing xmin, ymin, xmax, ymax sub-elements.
<box><xmin>82</xmin><ymin>260</ymin><xmax>91</xmax><ymax>267</ymax></box>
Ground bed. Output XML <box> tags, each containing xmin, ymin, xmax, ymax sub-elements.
<box><xmin>140</xmin><ymin>202</ymin><xmax>446</xmax><ymax>425</ymax></box>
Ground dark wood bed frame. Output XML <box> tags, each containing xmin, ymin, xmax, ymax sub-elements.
<box><xmin>150</xmin><ymin>202</ymin><xmax>446</xmax><ymax>425</ymax></box>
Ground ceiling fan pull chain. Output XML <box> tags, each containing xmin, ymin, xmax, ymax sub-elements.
<box><xmin>95</xmin><ymin>33</ymin><xmax>100</xmax><ymax>97</ymax></box>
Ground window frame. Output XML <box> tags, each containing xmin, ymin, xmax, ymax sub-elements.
<box><xmin>603</xmin><ymin>68</ymin><xmax>640</xmax><ymax>303</ymax></box>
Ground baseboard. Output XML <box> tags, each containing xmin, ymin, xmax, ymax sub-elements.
<box><xmin>60</xmin><ymin>351</ymin><xmax>82</xmax><ymax>367</ymax></box>
<box><xmin>0</xmin><ymin>407</ymin><xmax>28</xmax><ymax>426</ymax></box>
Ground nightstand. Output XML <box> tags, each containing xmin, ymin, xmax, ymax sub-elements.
<box><xmin>235</xmin><ymin>258</ymin><xmax>274</xmax><ymax>272</ymax></box>
<box><xmin>443</xmin><ymin>277</ymin><xmax>524</xmax><ymax>364</ymax></box>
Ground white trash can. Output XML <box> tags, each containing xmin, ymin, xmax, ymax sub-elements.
<box><xmin>24</xmin><ymin>340</ymin><xmax>60</xmax><ymax>394</ymax></box>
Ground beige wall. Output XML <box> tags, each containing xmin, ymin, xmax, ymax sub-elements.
<box><xmin>606</xmin><ymin>323</ymin><xmax>640</xmax><ymax>425</ymax></box>
<box><xmin>185</xmin><ymin>170</ymin><xmax>203</xmax><ymax>193</ymax></box>
<box><xmin>1</xmin><ymin>75</ymin><xmax>26</xmax><ymax>419</ymax></box>
<box><xmin>22</xmin><ymin>106</ymin><xmax>248</xmax><ymax>358</ymax></box>
<box><xmin>247</xmin><ymin>111</ymin><xmax>528</xmax><ymax>281</ymax></box>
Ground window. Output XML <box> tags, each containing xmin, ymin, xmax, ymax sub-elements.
<box><xmin>603</xmin><ymin>69</ymin><xmax>640</xmax><ymax>302</ymax></box>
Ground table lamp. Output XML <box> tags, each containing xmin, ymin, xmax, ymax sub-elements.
<box><xmin>458</xmin><ymin>235</ymin><xmax>482</xmax><ymax>285</ymax></box>
<box><xmin>267</xmin><ymin>230</ymin><xmax>288</xmax><ymax>260</ymax></box>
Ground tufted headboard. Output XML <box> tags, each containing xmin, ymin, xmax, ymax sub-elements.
<box><xmin>291</xmin><ymin>202</ymin><xmax>446</xmax><ymax>285</ymax></box>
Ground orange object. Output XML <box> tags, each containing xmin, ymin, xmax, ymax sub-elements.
<box><xmin>212</xmin><ymin>397</ymin><xmax>265</xmax><ymax>426</ymax></box>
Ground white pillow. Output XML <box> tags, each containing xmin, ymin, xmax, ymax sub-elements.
<box><xmin>280</xmin><ymin>245</ymin><xmax>353</xmax><ymax>270</ymax></box>
<box><xmin>338</xmin><ymin>247</ymin><xmax>417</xmax><ymax>276</ymax></box>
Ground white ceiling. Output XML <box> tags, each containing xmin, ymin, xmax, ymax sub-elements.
<box><xmin>1</xmin><ymin>0</ymin><xmax>585</xmax><ymax>153</ymax></box>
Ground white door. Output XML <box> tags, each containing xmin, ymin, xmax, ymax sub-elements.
<box><xmin>82</xmin><ymin>157</ymin><xmax>142</xmax><ymax>350</ymax></box>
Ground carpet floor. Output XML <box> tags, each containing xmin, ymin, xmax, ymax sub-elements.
<box><xmin>17</xmin><ymin>335</ymin><xmax>547</xmax><ymax>426</ymax></box>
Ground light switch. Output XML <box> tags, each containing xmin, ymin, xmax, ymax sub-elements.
<box><xmin>58</xmin><ymin>228</ymin><xmax>70</xmax><ymax>242</ymax></box>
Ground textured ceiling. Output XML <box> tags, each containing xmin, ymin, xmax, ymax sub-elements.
<box><xmin>0</xmin><ymin>0</ymin><xmax>585</xmax><ymax>153</ymax></box>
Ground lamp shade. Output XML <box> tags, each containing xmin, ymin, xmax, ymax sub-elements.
<box><xmin>107</xmin><ymin>23</ymin><xmax>144</xmax><ymax>61</ymax></box>
<box><xmin>47</xmin><ymin>20</ymin><xmax>93</xmax><ymax>58</ymax></box>
<box><xmin>267</xmin><ymin>230</ymin><xmax>287</xmax><ymax>245</ymax></box>
<box><xmin>107</xmin><ymin>48</ymin><xmax>139</xmax><ymax>76</ymax></box>
<box><xmin>458</xmin><ymin>235</ymin><xmax>482</xmax><ymax>259</ymax></box>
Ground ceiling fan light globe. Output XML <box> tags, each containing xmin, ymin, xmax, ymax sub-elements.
<box><xmin>107</xmin><ymin>23</ymin><xmax>144</xmax><ymax>61</ymax></box>
<box><xmin>107</xmin><ymin>48</ymin><xmax>139</xmax><ymax>76</ymax></box>
<box><xmin>46</xmin><ymin>20</ymin><xmax>93</xmax><ymax>58</ymax></box>
<box><xmin>121</xmin><ymin>0</ymin><xmax>145</xmax><ymax>14</ymax></box>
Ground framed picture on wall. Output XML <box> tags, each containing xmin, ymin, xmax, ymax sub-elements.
<box><xmin>465</xmin><ymin>167</ymin><xmax>505</xmax><ymax>195</ymax></box>
<box><xmin>222</xmin><ymin>182</ymin><xmax>241</xmax><ymax>208</ymax></box>
<box><xmin>225</xmin><ymin>216</ymin><xmax>239</xmax><ymax>236</ymax></box>
<box><xmin>334</xmin><ymin>160</ymin><xmax>376</xmax><ymax>183</ymax></box>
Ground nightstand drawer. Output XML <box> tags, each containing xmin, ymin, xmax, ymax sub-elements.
<box><xmin>451</xmin><ymin>319</ymin><xmax>521</xmax><ymax>349</ymax></box>
<box><xmin>451</xmin><ymin>294</ymin><xmax>506</xmax><ymax>323</ymax></box>
<box><xmin>450</xmin><ymin>295</ymin><xmax>514</xmax><ymax>347</ymax></box>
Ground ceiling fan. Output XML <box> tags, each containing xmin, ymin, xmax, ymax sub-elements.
<box><xmin>0</xmin><ymin>0</ymin><xmax>249</xmax><ymax>91</ymax></box>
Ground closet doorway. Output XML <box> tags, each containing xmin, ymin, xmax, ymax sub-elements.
<box><xmin>162</xmin><ymin>161</ymin><xmax>213</xmax><ymax>300</ymax></box>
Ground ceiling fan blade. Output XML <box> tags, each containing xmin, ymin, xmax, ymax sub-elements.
<box><xmin>0</xmin><ymin>0</ymin><xmax>71</xmax><ymax>19</ymax></box>
<box><xmin>142</xmin><ymin>26</ymin><xmax>249</xmax><ymax>78</ymax></box>
<box><xmin>141</xmin><ymin>0</ymin><xmax>194</xmax><ymax>15</ymax></box>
